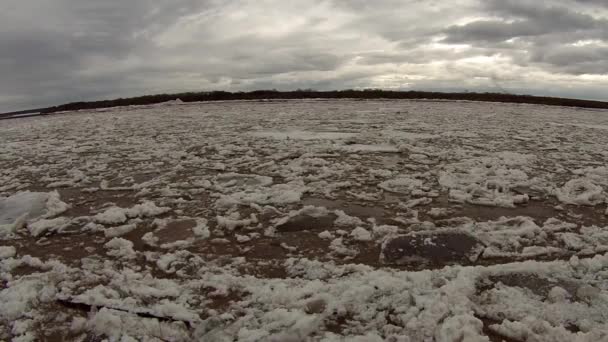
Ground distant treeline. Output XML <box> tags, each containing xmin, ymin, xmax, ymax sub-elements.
<box><xmin>35</xmin><ymin>89</ymin><xmax>608</xmax><ymax>113</ymax></box>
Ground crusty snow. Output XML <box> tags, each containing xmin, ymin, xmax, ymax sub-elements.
<box><xmin>1</xmin><ymin>99</ymin><xmax>608</xmax><ymax>341</ymax></box>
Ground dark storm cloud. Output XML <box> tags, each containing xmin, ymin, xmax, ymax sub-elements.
<box><xmin>530</xmin><ymin>45</ymin><xmax>608</xmax><ymax>74</ymax></box>
<box><xmin>1</xmin><ymin>0</ymin><xmax>608</xmax><ymax>112</ymax></box>
<box><xmin>444</xmin><ymin>0</ymin><xmax>605</xmax><ymax>43</ymax></box>
<box><xmin>442</xmin><ymin>0</ymin><xmax>608</xmax><ymax>75</ymax></box>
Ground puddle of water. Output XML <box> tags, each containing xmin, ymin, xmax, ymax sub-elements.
<box><xmin>275</xmin><ymin>213</ymin><xmax>337</xmax><ymax>232</ymax></box>
<box><xmin>15</xmin><ymin>234</ymin><xmax>104</xmax><ymax>265</ymax></box>
<box><xmin>482</xmin><ymin>273</ymin><xmax>578</xmax><ymax>298</ymax></box>
<box><xmin>155</xmin><ymin>219</ymin><xmax>197</xmax><ymax>244</ymax></box>
<box><xmin>60</xmin><ymin>189</ymin><xmax>138</xmax><ymax>217</ymax></box>
<box><xmin>381</xmin><ymin>231</ymin><xmax>483</xmax><ymax>266</ymax></box>
<box><xmin>431</xmin><ymin>195</ymin><xmax>608</xmax><ymax>227</ymax></box>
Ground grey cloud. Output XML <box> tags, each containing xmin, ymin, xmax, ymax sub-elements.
<box><xmin>440</xmin><ymin>0</ymin><xmax>608</xmax><ymax>75</ymax></box>
<box><xmin>1</xmin><ymin>0</ymin><xmax>608</xmax><ymax>112</ymax></box>
<box><xmin>443</xmin><ymin>20</ymin><xmax>546</xmax><ymax>43</ymax></box>
<box><xmin>530</xmin><ymin>45</ymin><xmax>608</xmax><ymax>74</ymax></box>
<box><xmin>444</xmin><ymin>0</ymin><xmax>606</xmax><ymax>44</ymax></box>
<box><xmin>486</xmin><ymin>0</ymin><xmax>598</xmax><ymax>25</ymax></box>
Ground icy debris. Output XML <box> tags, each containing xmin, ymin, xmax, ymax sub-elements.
<box><xmin>157</xmin><ymin>253</ymin><xmax>180</xmax><ymax>272</ymax></box>
<box><xmin>473</xmin><ymin>216</ymin><xmax>547</xmax><ymax>257</ymax></box>
<box><xmin>372</xmin><ymin>225</ymin><xmax>400</xmax><ymax>240</ymax></box>
<box><xmin>44</xmin><ymin>191</ymin><xmax>70</xmax><ymax>217</ymax></box>
<box><xmin>275</xmin><ymin>206</ymin><xmax>335</xmax><ymax>232</ymax></box>
<box><xmin>304</xmin><ymin>298</ymin><xmax>327</xmax><ymax>314</ymax></box>
<box><xmin>87</xmin><ymin>308</ymin><xmax>190</xmax><ymax>341</ymax></box>
<box><xmin>427</xmin><ymin>207</ymin><xmax>452</xmax><ymax>218</ymax></box>
<box><xmin>0</xmin><ymin>278</ymin><xmax>46</xmax><ymax>322</ymax></box>
<box><xmin>141</xmin><ymin>232</ymin><xmax>158</xmax><ymax>247</ymax></box>
<box><xmin>318</xmin><ymin>230</ymin><xmax>334</xmax><ymax>239</ymax></box>
<box><xmin>192</xmin><ymin>218</ymin><xmax>210</xmax><ymax>238</ymax></box>
<box><xmin>446</xmin><ymin>181</ymin><xmax>529</xmax><ymax>207</ymax></box>
<box><xmin>554</xmin><ymin>178</ymin><xmax>604</xmax><ymax>206</ymax></box>
<box><xmin>334</xmin><ymin>210</ymin><xmax>364</xmax><ymax>227</ymax></box>
<box><xmin>214</xmin><ymin>172</ymin><xmax>273</xmax><ymax>189</ymax></box>
<box><xmin>489</xmin><ymin>317</ymin><xmax>605</xmax><ymax>342</ymax></box>
<box><xmin>576</xmin><ymin>285</ymin><xmax>601</xmax><ymax>303</ymax></box>
<box><xmin>94</xmin><ymin>201</ymin><xmax>170</xmax><ymax>224</ymax></box>
<box><xmin>384</xmin><ymin>130</ymin><xmax>440</xmax><ymax>141</ymax></box>
<box><xmin>0</xmin><ymin>246</ymin><xmax>16</xmax><ymax>259</ymax></box>
<box><xmin>329</xmin><ymin>237</ymin><xmax>357</xmax><ymax>257</ymax></box>
<box><xmin>280</xmin><ymin>242</ymin><xmax>297</xmax><ymax>252</ymax></box>
<box><xmin>99</xmin><ymin>179</ymin><xmax>133</xmax><ymax>191</ymax></box>
<box><xmin>217</xmin><ymin>213</ymin><xmax>258</xmax><ymax>231</ymax></box>
<box><xmin>94</xmin><ymin>207</ymin><xmax>129</xmax><ymax>224</ymax></box>
<box><xmin>547</xmin><ymin>286</ymin><xmax>570</xmax><ymax>303</ymax></box>
<box><xmin>128</xmin><ymin>201</ymin><xmax>171</xmax><ymax>217</ymax></box>
<box><xmin>403</xmin><ymin>197</ymin><xmax>432</xmax><ymax>208</ymax></box>
<box><xmin>104</xmin><ymin>223</ymin><xmax>137</xmax><ymax>238</ymax></box>
<box><xmin>160</xmin><ymin>239</ymin><xmax>194</xmax><ymax>249</ymax></box>
<box><xmin>27</xmin><ymin>217</ymin><xmax>70</xmax><ymax>237</ymax></box>
<box><xmin>496</xmin><ymin>151</ymin><xmax>536</xmax><ymax>165</ymax></box>
<box><xmin>439</xmin><ymin>154</ymin><xmax>536</xmax><ymax>207</ymax></box>
<box><xmin>251</xmin><ymin>130</ymin><xmax>357</xmax><ymax>140</ymax></box>
<box><xmin>542</xmin><ymin>218</ymin><xmax>577</xmax><ymax>232</ymax></box>
<box><xmin>340</xmin><ymin>144</ymin><xmax>399</xmax><ymax>153</ymax></box>
<box><xmin>236</xmin><ymin>234</ymin><xmax>251</xmax><ymax>243</ymax></box>
<box><xmin>46</xmin><ymin>168</ymin><xmax>89</xmax><ymax>188</ymax></box>
<box><xmin>369</xmin><ymin>168</ymin><xmax>394</xmax><ymax>178</ymax></box>
<box><xmin>351</xmin><ymin>227</ymin><xmax>372</xmax><ymax>241</ymax></box>
<box><xmin>225</xmin><ymin>183</ymin><xmax>308</xmax><ymax>206</ymax></box>
<box><xmin>378</xmin><ymin>177</ymin><xmax>424</xmax><ymax>194</ymax></box>
<box><xmin>104</xmin><ymin>238</ymin><xmax>136</xmax><ymax>259</ymax></box>
<box><xmin>561</xmin><ymin>233</ymin><xmax>584</xmax><ymax>250</ymax></box>
<box><xmin>435</xmin><ymin>314</ymin><xmax>488</xmax><ymax>342</ymax></box>
<box><xmin>0</xmin><ymin>191</ymin><xmax>68</xmax><ymax>237</ymax></box>
<box><xmin>150</xmin><ymin>301</ymin><xmax>200</xmax><ymax>323</ymax></box>
<box><xmin>521</xmin><ymin>246</ymin><xmax>561</xmax><ymax>257</ymax></box>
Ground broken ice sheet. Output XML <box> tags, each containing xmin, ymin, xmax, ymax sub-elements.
<box><xmin>1</xmin><ymin>99</ymin><xmax>608</xmax><ymax>341</ymax></box>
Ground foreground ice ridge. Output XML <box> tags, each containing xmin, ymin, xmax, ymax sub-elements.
<box><xmin>1</xmin><ymin>252</ymin><xmax>608</xmax><ymax>341</ymax></box>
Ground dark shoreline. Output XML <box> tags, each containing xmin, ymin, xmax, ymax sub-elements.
<box><xmin>3</xmin><ymin>89</ymin><xmax>608</xmax><ymax>119</ymax></box>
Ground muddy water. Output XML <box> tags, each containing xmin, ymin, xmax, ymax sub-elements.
<box><xmin>381</xmin><ymin>231</ymin><xmax>483</xmax><ymax>266</ymax></box>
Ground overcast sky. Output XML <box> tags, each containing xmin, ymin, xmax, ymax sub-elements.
<box><xmin>2</xmin><ymin>0</ymin><xmax>608</xmax><ymax>112</ymax></box>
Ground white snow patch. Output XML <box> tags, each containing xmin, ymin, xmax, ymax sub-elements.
<box><xmin>27</xmin><ymin>217</ymin><xmax>70</xmax><ymax>237</ymax></box>
<box><xmin>318</xmin><ymin>230</ymin><xmax>334</xmax><ymax>239</ymax></box>
<box><xmin>554</xmin><ymin>178</ymin><xmax>604</xmax><ymax>206</ymax></box>
<box><xmin>217</xmin><ymin>213</ymin><xmax>258</xmax><ymax>231</ymax></box>
<box><xmin>104</xmin><ymin>223</ymin><xmax>138</xmax><ymax>238</ymax></box>
<box><xmin>104</xmin><ymin>238</ymin><xmax>136</xmax><ymax>259</ymax></box>
<box><xmin>0</xmin><ymin>246</ymin><xmax>16</xmax><ymax>259</ymax></box>
<box><xmin>0</xmin><ymin>191</ymin><xmax>68</xmax><ymax>237</ymax></box>
<box><xmin>379</xmin><ymin>177</ymin><xmax>424</xmax><ymax>194</ymax></box>
<box><xmin>94</xmin><ymin>201</ymin><xmax>170</xmax><ymax>224</ymax></box>
<box><xmin>351</xmin><ymin>227</ymin><xmax>372</xmax><ymax>241</ymax></box>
